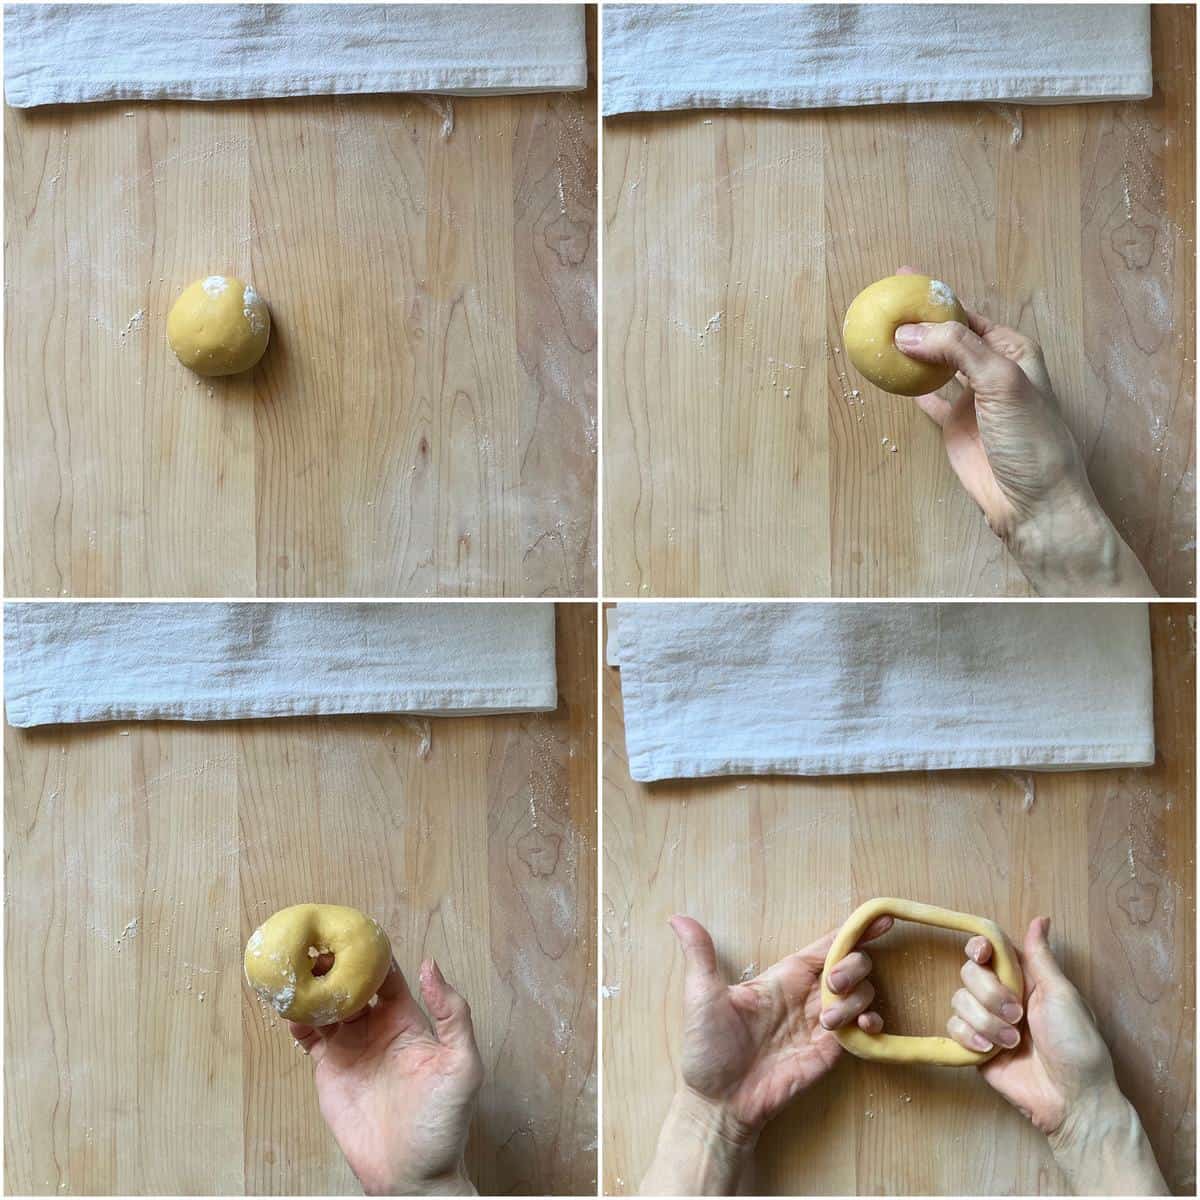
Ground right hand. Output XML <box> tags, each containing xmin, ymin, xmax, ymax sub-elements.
<box><xmin>948</xmin><ymin>917</ymin><xmax>1119</xmax><ymax>1136</ymax></box>
<box><xmin>891</xmin><ymin>267</ymin><xmax>1155</xmax><ymax>597</ymax></box>
<box><xmin>290</xmin><ymin>959</ymin><xmax>483</xmax><ymax>1196</ymax></box>
<box><xmin>892</xmin><ymin>287</ymin><xmax>1091</xmax><ymax>548</ymax></box>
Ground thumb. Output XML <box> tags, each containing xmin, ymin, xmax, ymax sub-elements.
<box><xmin>669</xmin><ymin>915</ymin><xmax>724</xmax><ymax>1000</ymax></box>
<box><xmin>419</xmin><ymin>959</ymin><xmax>480</xmax><ymax>1057</ymax></box>
<box><xmin>1021</xmin><ymin>916</ymin><xmax>1067</xmax><ymax>995</ymax></box>
<box><xmin>895</xmin><ymin>320</ymin><xmax>1020</xmax><ymax>396</ymax></box>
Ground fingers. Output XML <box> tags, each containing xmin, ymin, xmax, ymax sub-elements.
<box><xmin>289</xmin><ymin>1021</ymin><xmax>321</xmax><ymax>1055</ymax></box>
<box><xmin>947</xmin><ymin>1013</ymin><xmax>998</xmax><ymax>1054</ymax></box>
<box><xmin>962</xmin><ymin>957</ymin><xmax>1023</xmax><ymax>1024</ymax></box>
<box><xmin>915</xmin><ymin>391</ymin><xmax>954</xmax><ymax>427</ymax></box>
<box><xmin>857</xmin><ymin>1010</ymin><xmax>884</xmax><ymax>1034</ymax></box>
<box><xmin>824</xmin><ymin>950</ymin><xmax>873</xmax><ymax>997</ymax></box>
<box><xmin>797</xmin><ymin>913</ymin><xmax>893</xmax><ymax>976</ymax></box>
<box><xmin>945</xmin><ymin>933</ymin><xmax>1025</xmax><ymax>1053</ymax></box>
<box><xmin>965</xmin><ymin>934</ymin><xmax>993</xmax><ymax>966</ymax></box>
<box><xmin>375</xmin><ymin>959</ymin><xmax>433</xmax><ymax>1035</ymax></box>
<box><xmin>669</xmin><ymin>914</ymin><xmax>724</xmax><ymax>999</ymax></box>
<box><xmin>894</xmin><ymin>321</ymin><xmax>1025</xmax><ymax>398</ymax></box>
<box><xmin>418</xmin><ymin>959</ymin><xmax>480</xmax><ymax>1057</ymax></box>
<box><xmin>949</xmin><ymin>986</ymin><xmax>1020</xmax><ymax>1050</ymax></box>
<box><xmin>820</xmin><ymin>978</ymin><xmax>876</xmax><ymax>1030</ymax></box>
<box><xmin>964</xmin><ymin>309</ymin><xmax>997</xmax><ymax>338</ymax></box>
<box><xmin>1022</xmin><ymin>916</ymin><xmax>1067</xmax><ymax>996</ymax></box>
<box><xmin>857</xmin><ymin>914</ymin><xmax>895</xmax><ymax>947</ymax></box>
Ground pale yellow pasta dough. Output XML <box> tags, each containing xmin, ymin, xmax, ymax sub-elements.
<box><xmin>167</xmin><ymin>274</ymin><xmax>271</xmax><ymax>376</ymax></box>
<box><xmin>244</xmin><ymin>903</ymin><xmax>391</xmax><ymax>1026</ymax></box>
<box><xmin>821</xmin><ymin>896</ymin><xmax>1023</xmax><ymax>1067</ymax></box>
<box><xmin>842</xmin><ymin>274</ymin><xmax>967</xmax><ymax>396</ymax></box>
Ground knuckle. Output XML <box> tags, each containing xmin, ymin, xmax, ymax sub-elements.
<box><xmin>986</xmin><ymin>358</ymin><xmax>1025</xmax><ymax>392</ymax></box>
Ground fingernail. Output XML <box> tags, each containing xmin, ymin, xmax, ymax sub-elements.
<box><xmin>1002</xmin><ymin>1002</ymin><xmax>1023</xmax><ymax>1023</ymax></box>
<box><xmin>997</xmin><ymin>1027</ymin><xmax>1020</xmax><ymax>1048</ymax></box>
<box><xmin>828</xmin><ymin>972</ymin><xmax>845</xmax><ymax>994</ymax></box>
<box><xmin>895</xmin><ymin>323</ymin><xmax>926</xmax><ymax>347</ymax></box>
<box><xmin>971</xmin><ymin>1034</ymin><xmax>994</xmax><ymax>1052</ymax></box>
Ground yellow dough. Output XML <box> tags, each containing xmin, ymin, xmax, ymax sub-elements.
<box><xmin>821</xmin><ymin>897</ymin><xmax>1023</xmax><ymax>1067</ymax></box>
<box><xmin>167</xmin><ymin>275</ymin><xmax>271</xmax><ymax>376</ymax></box>
<box><xmin>842</xmin><ymin>274</ymin><xmax>968</xmax><ymax>396</ymax></box>
<box><xmin>244</xmin><ymin>903</ymin><xmax>391</xmax><ymax>1026</ymax></box>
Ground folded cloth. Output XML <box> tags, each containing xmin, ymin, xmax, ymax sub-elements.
<box><xmin>608</xmin><ymin>603</ymin><xmax>1155</xmax><ymax>782</ymax></box>
<box><xmin>5</xmin><ymin>602</ymin><xmax>557</xmax><ymax>726</ymax></box>
<box><xmin>5</xmin><ymin>3</ymin><xmax>587</xmax><ymax>107</ymax></box>
<box><xmin>602</xmin><ymin>3</ymin><xmax>1151</xmax><ymax>116</ymax></box>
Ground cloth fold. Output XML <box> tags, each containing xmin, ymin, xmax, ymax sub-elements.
<box><xmin>5</xmin><ymin>3</ymin><xmax>587</xmax><ymax>108</ymax></box>
<box><xmin>602</xmin><ymin>4</ymin><xmax>1152</xmax><ymax>116</ymax></box>
<box><xmin>5</xmin><ymin>602</ymin><xmax>557</xmax><ymax>727</ymax></box>
<box><xmin>609</xmin><ymin>603</ymin><xmax>1155</xmax><ymax>782</ymax></box>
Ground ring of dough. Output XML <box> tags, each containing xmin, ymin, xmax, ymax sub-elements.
<box><xmin>167</xmin><ymin>274</ymin><xmax>271</xmax><ymax>377</ymax></box>
<box><xmin>842</xmin><ymin>274</ymin><xmax>968</xmax><ymax>396</ymax></box>
<box><xmin>821</xmin><ymin>897</ymin><xmax>1023</xmax><ymax>1067</ymax></box>
<box><xmin>244</xmin><ymin>903</ymin><xmax>391</xmax><ymax>1026</ymax></box>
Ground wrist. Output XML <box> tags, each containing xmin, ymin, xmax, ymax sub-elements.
<box><xmin>673</xmin><ymin>1086</ymin><xmax>760</xmax><ymax>1153</ymax></box>
<box><xmin>1005</xmin><ymin>484</ymin><xmax>1155</xmax><ymax>597</ymax></box>
<box><xmin>1047</xmin><ymin>1083</ymin><xmax>1167</xmax><ymax>1195</ymax></box>
<box><xmin>371</xmin><ymin>1163</ymin><xmax>475</xmax><ymax>1196</ymax></box>
<box><xmin>639</xmin><ymin>1089</ymin><xmax>757</xmax><ymax>1196</ymax></box>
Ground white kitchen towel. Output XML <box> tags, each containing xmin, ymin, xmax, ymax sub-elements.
<box><xmin>609</xmin><ymin>603</ymin><xmax>1154</xmax><ymax>782</ymax></box>
<box><xmin>5</xmin><ymin>4</ymin><xmax>587</xmax><ymax>108</ymax></box>
<box><xmin>5</xmin><ymin>602</ymin><xmax>557</xmax><ymax>726</ymax></box>
<box><xmin>602</xmin><ymin>4</ymin><xmax>1151</xmax><ymax>116</ymax></box>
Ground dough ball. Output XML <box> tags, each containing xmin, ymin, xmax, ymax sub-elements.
<box><xmin>842</xmin><ymin>274</ymin><xmax>968</xmax><ymax>396</ymax></box>
<box><xmin>244</xmin><ymin>903</ymin><xmax>391</xmax><ymax>1026</ymax></box>
<box><xmin>167</xmin><ymin>275</ymin><xmax>271</xmax><ymax>377</ymax></box>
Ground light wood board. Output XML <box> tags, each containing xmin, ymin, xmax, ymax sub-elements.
<box><xmin>602</xmin><ymin>603</ymin><xmax>1195</xmax><ymax>1195</ymax></box>
<box><xmin>603</xmin><ymin>5</ymin><xmax>1194</xmax><ymax>598</ymax></box>
<box><xmin>5</xmin><ymin>72</ymin><xmax>596</xmax><ymax>598</ymax></box>
<box><xmin>5</xmin><ymin>603</ymin><xmax>597</xmax><ymax>1195</ymax></box>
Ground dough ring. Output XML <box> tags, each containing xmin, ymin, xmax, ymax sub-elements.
<box><xmin>821</xmin><ymin>897</ymin><xmax>1023</xmax><ymax>1067</ymax></box>
<box><xmin>244</xmin><ymin>903</ymin><xmax>392</xmax><ymax>1026</ymax></box>
<box><xmin>167</xmin><ymin>274</ymin><xmax>271</xmax><ymax>377</ymax></box>
<box><xmin>841</xmin><ymin>274</ymin><xmax>968</xmax><ymax>396</ymax></box>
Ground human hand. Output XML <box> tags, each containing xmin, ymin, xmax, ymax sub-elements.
<box><xmin>670</xmin><ymin>911</ymin><xmax>893</xmax><ymax>1142</ymax></box>
<box><xmin>946</xmin><ymin>917</ymin><xmax>1114</xmax><ymax>1136</ymax></box>
<box><xmin>891</xmin><ymin>266</ymin><xmax>1155</xmax><ymax>597</ymax></box>
<box><xmin>290</xmin><ymin>959</ymin><xmax>483</xmax><ymax>1196</ymax></box>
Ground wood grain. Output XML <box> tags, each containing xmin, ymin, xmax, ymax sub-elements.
<box><xmin>603</xmin><ymin>5</ymin><xmax>1194</xmax><ymax>598</ymax></box>
<box><xmin>5</xmin><ymin>603</ymin><xmax>597</xmax><ymax>1195</ymax></box>
<box><xmin>5</xmin><ymin>81</ymin><xmax>596</xmax><ymax>597</ymax></box>
<box><xmin>602</xmin><ymin>603</ymin><xmax>1194</xmax><ymax>1194</ymax></box>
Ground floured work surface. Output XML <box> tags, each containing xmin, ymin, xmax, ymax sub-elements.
<box><xmin>602</xmin><ymin>604</ymin><xmax>1194</xmax><ymax>1194</ymax></box>
<box><xmin>5</xmin><ymin>605</ymin><xmax>597</xmax><ymax>1195</ymax></box>
<box><xmin>603</xmin><ymin>5</ymin><xmax>1193</xmax><ymax>597</ymax></box>
<box><xmin>6</xmin><ymin>81</ymin><xmax>596</xmax><ymax>597</ymax></box>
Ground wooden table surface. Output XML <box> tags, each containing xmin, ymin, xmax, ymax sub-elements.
<box><xmin>5</xmin><ymin>68</ymin><xmax>596</xmax><ymax>598</ymax></box>
<box><xmin>4</xmin><ymin>604</ymin><xmax>597</xmax><ymax>1196</ymax></box>
<box><xmin>603</xmin><ymin>5</ymin><xmax>1195</xmax><ymax>598</ymax></box>
<box><xmin>602</xmin><ymin>603</ymin><xmax>1195</xmax><ymax>1195</ymax></box>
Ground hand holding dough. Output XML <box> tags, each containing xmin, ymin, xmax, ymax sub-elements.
<box><xmin>244</xmin><ymin>903</ymin><xmax>392</xmax><ymax>1026</ymax></box>
<box><xmin>842</xmin><ymin>274</ymin><xmax>967</xmax><ymax>395</ymax></box>
<box><xmin>821</xmin><ymin>897</ymin><xmax>1023</xmax><ymax>1067</ymax></box>
<box><xmin>168</xmin><ymin>274</ymin><xmax>271</xmax><ymax>376</ymax></box>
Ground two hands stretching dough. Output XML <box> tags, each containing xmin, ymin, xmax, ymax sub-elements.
<box><xmin>888</xmin><ymin>265</ymin><xmax>1157</xmax><ymax>598</ymax></box>
<box><xmin>640</xmin><ymin>915</ymin><xmax>1167</xmax><ymax>1196</ymax></box>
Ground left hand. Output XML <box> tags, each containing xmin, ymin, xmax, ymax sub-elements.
<box><xmin>290</xmin><ymin>959</ymin><xmax>484</xmax><ymax>1196</ymax></box>
<box><xmin>669</xmin><ymin>912</ymin><xmax>893</xmax><ymax>1142</ymax></box>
